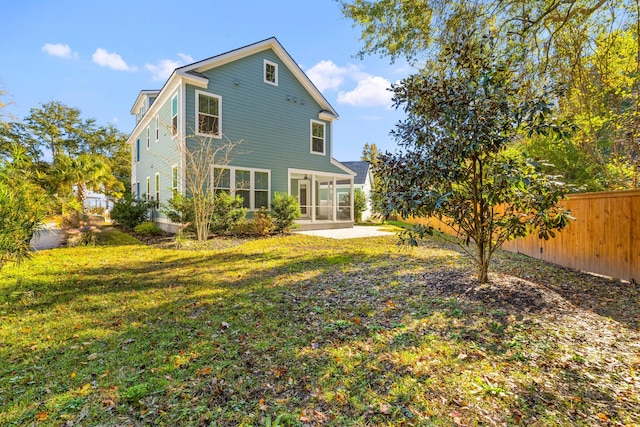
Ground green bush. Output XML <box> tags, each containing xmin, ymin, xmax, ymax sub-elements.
<box><xmin>134</xmin><ymin>221</ymin><xmax>163</xmax><ymax>236</ymax></box>
<box><xmin>163</xmin><ymin>192</ymin><xmax>193</xmax><ymax>226</ymax></box>
<box><xmin>0</xmin><ymin>158</ymin><xmax>48</xmax><ymax>269</ymax></box>
<box><xmin>110</xmin><ymin>193</ymin><xmax>152</xmax><ymax>230</ymax></box>
<box><xmin>354</xmin><ymin>188</ymin><xmax>368</xmax><ymax>223</ymax></box>
<box><xmin>211</xmin><ymin>192</ymin><xmax>246</xmax><ymax>234</ymax></box>
<box><xmin>270</xmin><ymin>192</ymin><xmax>300</xmax><ymax>233</ymax></box>
<box><xmin>248</xmin><ymin>207</ymin><xmax>276</xmax><ymax>236</ymax></box>
<box><xmin>163</xmin><ymin>192</ymin><xmax>246</xmax><ymax>235</ymax></box>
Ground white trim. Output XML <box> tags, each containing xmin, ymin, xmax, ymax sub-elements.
<box><xmin>310</xmin><ymin>119</ymin><xmax>326</xmax><ymax>155</ymax></box>
<box><xmin>171</xmin><ymin>93</ymin><xmax>179</xmax><ymax>139</ymax></box>
<box><xmin>288</xmin><ymin>167</ymin><xmax>353</xmax><ymax>180</ymax></box>
<box><xmin>330</xmin><ymin>158</ymin><xmax>357</xmax><ymax>175</ymax></box>
<box><xmin>298</xmin><ymin>180</ymin><xmax>310</xmax><ymax>218</ymax></box>
<box><xmin>171</xmin><ymin>164</ymin><xmax>179</xmax><ymax>192</ymax></box>
<box><xmin>154</xmin><ymin>172</ymin><xmax>160</xmax><ymax>207</ymax></box>
<box><xmin>263</xmin><ymin>59</ymin><xmax>278</xmax><ymax>86</ymax></box>
<box><xmin>146</xmin><ymin>176</ymin><xmax>151</xmax><ymax>201</ymax></box>
<box><xmin>179</xmin><ymin>38</ymin><xmax>337</xmax><ymax>119</ymax></box>
<box><xmin>212</xmin><ymin>165</ymin><xmax>271</xmax><ymax>211</ymax></box>
<box><xmin>155</xmin><ymin>115</ymin><xmax>159</xmax><ymax>142</ymax></box>
<box><xmin>126</xmin><ymin>78</ymin><xmax>180</xmax><ymax>146</ymax></box>
<box><xmin>195</xmin><ymin>90</ymin><xmax>222</xmax><ymax>138</ymax></box>
<box><xmin>146</xmin><ymin>126</ymin><xmax>150</xmax><ymax>149</ymax></box>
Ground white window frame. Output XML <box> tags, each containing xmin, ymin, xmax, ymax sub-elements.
<box><xmin>146</xmin><ymin>176</ymin><xmax>151</xmax><ymax>201</ymax></box>
<box><xmin>171</xmin><ymin>165</ymin><xmax>179</xmax><ymax>191</ymax></box>
<box><xmin>154</xmin><ymin>172</ymin><xmax>160</xmax><ymax>208</ymax></box>
<box><xmin>136</xmin><ymin>138</ymin><xmax>140</xmax><ymax>162</ymax></box>
<box><xmin>195</xmin><ymin>90</ymin><xmax>222</xmax><ymax>138</ymax></box>
<box><xmin>171</xmin><ymin>93</ymin><xmax>178</xmax><ymax>138</ymax></box>
<box><xmin>212</xmin><ymin>165</ymin><xmax>271</xmax><ymax>211</ymax></box>
<box><xmin>146</xmin><ymin>126</ymin><xmax>150</xmax><ymax>149</ymax></box>
<box><xmin>264</xmin><ymin>60</ymin><xmax>278</xmax><ymax>86</ymax></box>
<box><xmin>310</xmin><ymin>120</ymin><xmax>326</xmax><ymax>155</ymax></box>
<box><xmin>155</xmin><ymin>115</ymin><xmax>159</xmax><ymax>142</ymax></box>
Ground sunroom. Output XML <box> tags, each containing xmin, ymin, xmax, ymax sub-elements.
<box><xmin>288</xmin><ymin>169</ymin><xmax>354</xmax><ymax>230</ymax></box>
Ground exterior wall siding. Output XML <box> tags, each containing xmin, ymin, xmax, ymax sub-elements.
<box><xmin>184</xmin><ymin>49</ymin><xmax>347</xmax><ymax>197</ymax></box>
<box><xmin>131</xmin><ymin>91</ymin><xmax>182</xmax><ymax>221</ymax></box>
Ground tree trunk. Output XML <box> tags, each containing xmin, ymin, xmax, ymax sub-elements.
<box><xmin>476</xmin><ymin>239</ymin><xmax>490</xmax><ymax>284</ymax></box>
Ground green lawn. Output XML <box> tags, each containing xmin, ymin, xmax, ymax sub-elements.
<box><xmin>1</xmin><ymin>227</ymin><xmax>638</xmax><ymax>426</ymax></box>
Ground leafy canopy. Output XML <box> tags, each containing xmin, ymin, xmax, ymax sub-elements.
<box><xmin>375</xmin><ymin>38</ymin><xmax>572</xmax><ymax>283</ymax></box>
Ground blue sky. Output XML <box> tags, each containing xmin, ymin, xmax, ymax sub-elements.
<box><xmin>0</xmin><ymin>0</ymin><xmax>411</xmax><ymax>161</ymax></box>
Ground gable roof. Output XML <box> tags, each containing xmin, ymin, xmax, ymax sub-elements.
<box><xmin>176</xmin><ymin>37</ymin><xmax>338</xmax><ymax>119</ymax></box>
<box><xmin>128</xmin><ymin>37</ymin><xmax>338</xmax><ymax>141</ymax></box>
<box><xmin>341</xmin><ymin>161</ymin><xmax>371</xmax><ymax>185</ymax></box>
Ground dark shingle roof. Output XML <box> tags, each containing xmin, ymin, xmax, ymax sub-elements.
<box><xmin>341</xmin><ymin>161</ymin><xmax>370</xmax><ymax>185</ymax></box>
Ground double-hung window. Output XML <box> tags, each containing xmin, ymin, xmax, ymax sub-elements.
<box><xmin>146</xmin><ymin>126</ymin><xmax>150</xmax><ymax>149</ymax></box>
<box><xmin>264</xmin><ymin>60</ymin><xmax>278</xmax><ymax>86</ymax></box>
<box><xmin>254</xmin><ymin>171</ymin><xmax>269</xmax><ymax>209</ymax></box>
<box><xmin>171</xmin><ymin>94</ymin><xmax>178</xmax><ymax>137</ymax></box>
<box><xmin>213</xmin><ymin>167</ymin><xmax>231</xmax><ymax>195</ymax></box>
<box><xmin>235</xmin><ymin>169</ymin><xmax>251</xmax><ymax>209</ymax></box>
<box><xmin>155</xmin><ymin>115</ymin><xmax>159</xmax><ymax>141</ymax></box>
<box><xmin>310</xmin><ymin>120</ymin><xmax>325</xmax><ymax>155</ymax></box>
<box><xmin>146</xmin><ymin>177</ymin><xmax>151</xmax><ymax>202</ymax></box>
<box><xmin>196</xmin><ymin>90</ymin><xmax>221</xmax><ymax>137</ymax></box>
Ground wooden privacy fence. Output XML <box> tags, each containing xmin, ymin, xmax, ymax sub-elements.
<box><xmin>404</xmin><ymin>189</ymin><xmax>640</xmax><ymax>283</ymax></box>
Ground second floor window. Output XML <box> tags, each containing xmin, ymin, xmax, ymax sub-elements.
<box><xmin>311</xmin><ymin>120</ymin><xmax>325</xmax><ymax>155</ymax></box>
<box><xmin>197</xmin><ymin>91</ymin><xmax>221</xmax><ymax>137</ymax></box>
<box><xmin>171</xmin><ymin>94</ymin><xmax>178</xmax><ymax>137</ymax></box>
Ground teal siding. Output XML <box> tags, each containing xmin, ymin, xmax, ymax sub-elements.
<box><xmin>184</xmin><ymin>49</ymin><xmax>346</xmax><ymax>197</ymax></box>
<box><xmin>132</xmin><ymin>90</ymin><xmax>182</xmax><ymax>220</ymax></box>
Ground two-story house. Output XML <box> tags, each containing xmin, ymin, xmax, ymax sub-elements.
<box><xmin>127</xmin><ymin>37</ymin><xmax>355</xmax><ymax>232</ymax></box>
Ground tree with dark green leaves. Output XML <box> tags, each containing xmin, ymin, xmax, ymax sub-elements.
<box><xmin>375</xmin><ymin>39</ymin><xmax>572</xmax><ymax>283</ymax></box>
<box><xmin>340</xmin><ymin>0</ymin><xmax>640</xmax><ymax>191</ymax></box>
<box><xmin>22</xmin><ymin>102</ymin><xmax>128</xmax><ymax>209</ymax></box>
<box><xmin>0</xmin><ymin>145</ymin><xmax>49</xmax><ymax>269</ymax></box>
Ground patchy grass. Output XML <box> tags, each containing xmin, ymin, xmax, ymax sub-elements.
<box><xmin>1</xmin><ymin>228</ymin><xmax>639</xmax><ymax>426</ymax></box>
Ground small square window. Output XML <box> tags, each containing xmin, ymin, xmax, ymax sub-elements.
<box><xmin>264</xmin><ymin>60</ymin><xmax>278</xmax><ymax>86</ymax></box>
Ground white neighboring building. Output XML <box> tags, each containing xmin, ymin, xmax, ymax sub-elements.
<box><xmin>83</xmin><ymin>188</ymin><xmax>111</xmax><ymax>212</ymax></box>
<box><xmin>341</xmin><ymin>161</ymin><xmax>374</xmax><ymax>221</ymax></box>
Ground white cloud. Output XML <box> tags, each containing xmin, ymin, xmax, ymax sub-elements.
<box><xmin>42</xmin><ymin>43</ymin><xmax>78</xmax><ymax>59</ymax></box>
<box><xmin>306</xmin><ymin>60</ymin><xmax>349</xmax><ymax>92</ymax></box>
<box><xmin>92</xmin><ymin>48</ymin><xmax>135</xmax><ymax>71</ymax></box>
<box><xmin>145</xmin><ymin>53</ymin><xmax>194</xmax><ymax>82</ymax></box>
<box><xmin>337</xmin><ymin>75</ymin><xmax>393</xmax><ymax>107</ymax></box>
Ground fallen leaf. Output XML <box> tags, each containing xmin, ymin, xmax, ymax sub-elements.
<box><xmin>36</xmin><ymin>412</ymin><xmax>48</xmax><ymax>421</ymax></box>
<box><xmin>379</xmin><ymin>403</ymin><xmax>391</xmax><ymax>414</ymax></box>
<box><xmin>87</xmin><ymin>353</ymin><xmax>98</xmax><ymax>360</ymax></box>
<box><xmin>196</xmin><ymin>367</ymin><xmax>212</xmax><ymax>376</ymax></box>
